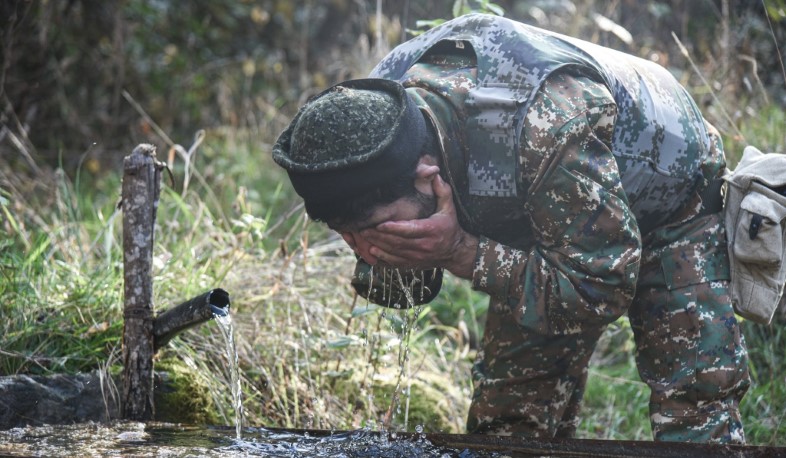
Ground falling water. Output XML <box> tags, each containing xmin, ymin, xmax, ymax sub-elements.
<box><xmin>390</xmin><ymin>269</ymin><xmax>421</xmax><ymax>430</ymax></box>
<box><xmin>214</xmin><ymin>311</ymin><xmax>244</xmax><ymax>440</ymax></box>
<box><xmin>343</xmin><ymin>261</ymin><xmax>440</xmax><ymax>432</ymax></box>
<box><xmin>366</xmin><ymin>266</ymin><xmax>424</xmax><ymax>431</ymax></box>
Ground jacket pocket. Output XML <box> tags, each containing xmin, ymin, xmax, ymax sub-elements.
<box><xmin>732</xmin><ymin>182</ymin><xmax>786</xmax><ymax>266</ymax></box>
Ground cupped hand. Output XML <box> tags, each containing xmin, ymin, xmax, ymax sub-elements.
<box><xmin>361</xmin><ymin>174</ymin><xmax>478</xmax><ymax>279</ymax></box>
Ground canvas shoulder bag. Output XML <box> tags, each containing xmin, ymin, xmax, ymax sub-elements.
<box><xmin>723</xmin><ymin>146</ymin><xmax>786</xmax><ymax>324</ymax></box>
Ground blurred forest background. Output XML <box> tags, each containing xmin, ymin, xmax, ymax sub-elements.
<box><xmin>2</xmin><ymin>0</ymin><xmax>785</xmax><ymax>172</ymax></box>
<box><xmin>2</xmin><ymin>0</ymin><xmax>786</xmax><ymax>446</ymax></box>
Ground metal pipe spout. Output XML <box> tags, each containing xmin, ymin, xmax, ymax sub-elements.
<box><xmin>153</xmin><ymin>288</ymin><xmax>230</xmax><ymax>351</ymax></box>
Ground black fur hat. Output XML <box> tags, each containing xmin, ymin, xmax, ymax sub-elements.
<box><xmin>272</xmin><ymin>78</ymin><xmax>427</xmax><ymax>205</ymax></box>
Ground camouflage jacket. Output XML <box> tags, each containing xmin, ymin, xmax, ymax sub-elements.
<box><xmin>355</xmin><ymin>14</ymin><xmax>715</xmax><ymax>335</ymax></box>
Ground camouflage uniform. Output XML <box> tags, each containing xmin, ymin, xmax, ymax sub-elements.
<box><xmin>356</xmin><ymin>14</ymin><xmax>750</xmax><ymax>442</ymax></box>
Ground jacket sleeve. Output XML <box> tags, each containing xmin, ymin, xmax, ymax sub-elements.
<box><xmin>471</xmin><ymin>73</ymin><xmax>642</xmax><ymax>335</ymax></box>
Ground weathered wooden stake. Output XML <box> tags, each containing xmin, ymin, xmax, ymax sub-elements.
<box><xmin>121</xmin><ymin>144</ymin><xmax>163</xmax><ymax>420</ymax></box>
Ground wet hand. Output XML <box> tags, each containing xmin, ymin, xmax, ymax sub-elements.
<box><xmin>360</xmin><ymin>175</ymin><xmax>478</xmax><ymax>279</ymax></box>
<box><xmin>340</xmin><ymin>231</ymin><xmax>382</xmax><ymax>266</ymax></box>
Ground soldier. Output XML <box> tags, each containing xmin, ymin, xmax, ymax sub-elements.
<box><xmin>272</xmin><ymin>14</ymin><xmax>750</xmax><ymax>443</ymax></box>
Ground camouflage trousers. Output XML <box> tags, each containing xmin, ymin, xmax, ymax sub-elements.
<box><xmin>467</xmin><ymin>211</ymin><xmax>751</xmax><ymax>443</ymax></box>
<box><xmin>632</xmin><ymin>211</ymin><xmax>750</xmax><ymax>442</ymax></box>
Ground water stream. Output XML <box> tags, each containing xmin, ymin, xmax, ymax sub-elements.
<box><xmin>204</xmin><ymin>262</ymin><xmax>431</xmax><ymax>442</ymax></box>
<box><xmin>358</xmin><ymin>266</ymin><xmax>428</xmax><ymax>431</ymax></box>
<box><xmin>214</xmin><ymin>311</ymin><xmax>244</xmax><ymax>440</ymax></box>
<box><xmin>383</xmin><ymin>269</ymin><xmax>420</xmax><ymax>429</ymax></box>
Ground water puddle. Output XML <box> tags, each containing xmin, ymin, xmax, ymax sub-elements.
<box><xmin>0</xmin><ymin>422</ymin><xmax>499</xmax><ymax>457</ymax></box>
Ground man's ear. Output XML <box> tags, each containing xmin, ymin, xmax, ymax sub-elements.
<box><xmin>413</xmin><ymin>155</ymin><xmax>440</xmax><ymax>195</ymax></box>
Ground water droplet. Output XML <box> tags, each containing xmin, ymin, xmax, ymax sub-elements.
<box><xmin>415</xmin><ymin>425</ymin><xmax>423</xmax><ymax>434</ymax></box>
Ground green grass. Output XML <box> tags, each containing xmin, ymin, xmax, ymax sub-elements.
<box><xmin>578</xmin><ymin>318</ymin><xmax>652</xmax><ymax>440</ymax></box>
<box><xmin>1</xmin><ymin>92</ymin><xmax>785</xmax><ymax>445</ymax></box>
<box><xmin>721</xmin><ymin>103</ymin><xmax>786</xmax><ymax>167</ymax></box>
<box><xmin>739</xmin><ymin>318</ymin><xmax>786</xmax><ymax>444</ymax></box>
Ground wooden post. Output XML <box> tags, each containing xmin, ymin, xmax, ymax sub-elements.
<box><xmin>121</xmin><ymin>144</ymin><xmax>162</xmax><ymax>420</ymax></box>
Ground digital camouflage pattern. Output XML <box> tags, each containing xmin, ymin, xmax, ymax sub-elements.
<box><xmin>371</xmin><ymin>13</ymin><xmax>711</xmax><ymax>234</ymax></box>
<box><xmin>352</xmin><ymin>14</ymin><xmax>749</xmax><ymax>443</ymax></box>
<box><xmin>631</xmin><ymin>210</ymin><xmax>749</xmax><ymax>443</ymax></box>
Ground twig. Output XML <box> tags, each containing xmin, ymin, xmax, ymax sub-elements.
<box><xmin>333</xmin><ymin>293</ymin><xmax>360</xmax><ymax>375</ymax></box>
<box><xmin>1</xmin><ymin>94</ymin><xmax>42</xmax><ymax>175</ymax></box>
<box><xmin>588</xmin><ymin>368</ymin><xmax>647</xmax><ymax>386</ymax></box>
<box><xmin>122</xmin><ymin>90</ymin><xmax>176</xmax><ymax>147</ymax></box>
<box><xmin>376</xmin><ymin>0</ymin><xmax>383</xmax><ymax>59</ymax></box>
<box><xmin>401</xmin><ymin>0</ymin><xmax>409</xmax><ymax>43</ymax></box>
<box><xmin>721</xmin><ymin>0</ymin><xmax>730</xmax><ymax>80</ymax></box>
<box><xmin>0</xmin><ymin>349</ymin><xmax>52</xmax><ymax>372</ymax></box>
<box><xmin>739</xmin><ymin>54</ymin><xmax>770</xmax><ymax>105</ymax></box>
<box><xmin>671</xmin><ymin>31</ymin><xmax>745</xmax><ymax>141</ymax></box>
<box><xmin>98</xmin><ymin>343</ymin><xmax>121</xmax><ymax>420</ymax></box>
<box><xmin>262</xmin><ymin>201</ymin><xmax>305</xmax><ymax>240</ymax></box>
<box><xmin>169</xmin><ymin>129</ymin><xmax>206</xmax><ymax>196</ymax></box>
<box><xmin>762</xmin><ymin>0</ymin><xmax>786</xmax><ymax>90</ymax></box>
<box><xmin>122</xmin><ymin>90</ymin><xmax>231</xmax><ymax>232</ymax></box>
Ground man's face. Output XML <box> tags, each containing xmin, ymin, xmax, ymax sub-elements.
<box><xmin>330</xmin><ymin>191</ymin><xmax>436</xmax><ymax>265</ymax></box>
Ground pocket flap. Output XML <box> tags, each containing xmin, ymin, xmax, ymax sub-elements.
<box><xmin>739</xmin><ymin>183</ymin><xmax>786</xmax><ymax>223</ymax></box>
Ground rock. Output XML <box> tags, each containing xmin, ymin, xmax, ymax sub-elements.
<box><xmin>0</xmin><ymin>368</ymin><xmax>211</xmax><ymax>430</ymax></box>
<box><xmin>0</xmin><ymin>371</ymin><xmax>119</xmax><ymax>429</ymax></box>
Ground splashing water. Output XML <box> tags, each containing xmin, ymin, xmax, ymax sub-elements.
<box><xmin>0</xmin><ymin>422</ymin><xmax>499</xmax><ymax>457</ymax></box>
<box><xmin>214</xmin><ymin>311</ymin><xmax>244</xmax><ymax>440</ymax></box>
